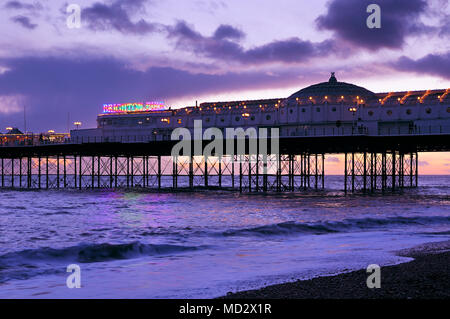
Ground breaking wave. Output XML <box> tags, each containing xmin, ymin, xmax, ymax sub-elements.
<box><xmin>221</xmin><ymin>216</ymin><xmax>450</xmax><ymax>237</ymax></box>
<box><xmin>0</xmin><ymin>241</ymin><xmax>205</xmax><ymax>282</ymax></box>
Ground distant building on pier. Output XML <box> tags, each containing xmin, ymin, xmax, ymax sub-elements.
<box><xmin>70</xmin><ymin>73</ymin><xmax>450</xmax><ymax>143</ymax></box>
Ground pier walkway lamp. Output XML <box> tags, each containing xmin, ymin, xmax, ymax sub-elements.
<box><xmin>74</xmin><ymin>122</ymin><xmax>82</xmax><ymax>130</ymax></box>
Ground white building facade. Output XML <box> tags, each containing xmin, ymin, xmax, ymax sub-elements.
<box><xmin>71</xmin><ymin>74</ymin><xmax>450</xmax><ymax>143</ymax></box>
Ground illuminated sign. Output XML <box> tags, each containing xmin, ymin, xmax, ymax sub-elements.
<box><xmin>102</xmin><ymin>101</ymin><xmax>166</xmax><ymax>113</ymax></box>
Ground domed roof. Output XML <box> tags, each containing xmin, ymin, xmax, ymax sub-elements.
<box><xmin>284</xmin><ymin>73</ymin><xmax>377</xmax><ymax>105</ymax></box>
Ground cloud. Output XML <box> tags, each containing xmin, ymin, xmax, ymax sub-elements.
<box><xmin>0</xmin><ymin>94</ymin><xmax>24</xmax><ymax>114</ymax></box>
<box><xmin>82</xmin><ymin>0</ymin><xmax>158</xmax><ymax>34</ymax></box>
<box><xmin>11</xmin><ymin>15</ymin><xmax>37</xmax><ymax>29</ymax></box>
<box><xmin>4</xmin><ymin>1</ymin><xmax>42</xmax><ymax>11</ymax></box>
<box><xmin>0</xmin><ymin>56</ymin><xmax>304</xmax><ymax>131</ymax></box>
<box><xmin>391</xmin><ymin>52</ymin><xmax>450</xmax><ymax>79</ymax></box>
<box><xmin>316</xmin><ymin>0</ymin><xmax>429</xmax><ymax>50</ymax></box>
<box><xmin>167</xmin><ymin>21</ymin><xmax>335</xmax><ymax>65</ymax></box>
<box><xmin>213</xmin><ymin>25</ymin><xmax>245</xmax><ymax>40</ymax></box>
<box><xmin>325</xmin><ymin>156</ymin><xmax>340</xmax><ymax>163</ymax></box>
<box><xmin>418</xmin><ymin>161</ymin><xmax>430</xmax><ymax>166</ymax></box>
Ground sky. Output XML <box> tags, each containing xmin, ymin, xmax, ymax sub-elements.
<box><xmin>0</xmin><ymin>0</ymin><xmax>449</xmax><ymax>174</ymax></box>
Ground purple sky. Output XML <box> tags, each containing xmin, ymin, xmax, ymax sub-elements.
<box><xmin>0</xmin><ymin>0</ymin><xmax>449</xmax><ymax>133</ymax></box>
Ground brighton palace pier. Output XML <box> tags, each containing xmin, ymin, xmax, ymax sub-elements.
<box><xmin>1</xmin><ymin>73</ymin><xmax>449</xmax><ymax>192</ymax></box>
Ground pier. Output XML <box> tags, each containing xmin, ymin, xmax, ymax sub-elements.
<box><xmin>1</xmin><ymin>132</ymin><xmax>449</xmax><ymax>193</ymax></box>
<box><xmin>1</xmin><ymin>74</ymin><xmax>449</xmax><ymax>193</ymax></box>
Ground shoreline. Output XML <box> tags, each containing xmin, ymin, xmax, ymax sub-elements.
<box><xmin>220</xmin><ymin>240</ymin><xmax>450</xmax><ymax>299</ymax></box>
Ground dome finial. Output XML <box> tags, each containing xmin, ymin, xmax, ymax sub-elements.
<box><xmin>329</xmin><ymin>72</ymin><xmax>337</xmax><ymax>83</ymax></box>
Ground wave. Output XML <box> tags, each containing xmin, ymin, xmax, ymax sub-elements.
<box><xmin>0</xmin><ymin>241</ymin><xmax>205</xmax><ymax>282</ymax></box>
<box><xmin>221</xmin><ymin>216</ymin><xmax>450</xmax><ymax>237</ymax></box>
<box><xmin>0</xmin><ymin>241</ymin><xmax>203</xmax><ymax>265</ymax></box>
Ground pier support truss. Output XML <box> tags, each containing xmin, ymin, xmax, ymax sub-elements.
<box><xmin>0</xmin><ymin>153</ymin><xmax>325</xmax><ymax>192</ymax></box>
<box><xmin>344</xmin><ymin>151</ymin><xmax>418</xmax><ymax>192</ymax></box>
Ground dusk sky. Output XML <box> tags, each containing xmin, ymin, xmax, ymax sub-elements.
<box><xmin>0</xmin><ymin>0</ymin><xmax>449</xmax><ymax>173</ymax></box>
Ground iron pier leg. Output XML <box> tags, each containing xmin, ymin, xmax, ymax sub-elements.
<box><xmin>262</xmin><ymin>154</ymin><xmax>267</xmax><ymax>192</ymax></box>
<box><xmin>204</xmin><ymin>156</ymin><xmax>208</xmax><ymax>187</ymax></box>
<box><xmin>392</xmin><ymin>152</ymin><xmax>396</xmax><ymax>192</ymax></box>
<box><xmin>239</xmin><ymin>156</ymin><xmax>242</xmax><ymax>193</ymax></box>
<box><xmin>218</xmin><ymin>156</ymin><xmax>222</xmax><ymax>188</ymax></box>
<box><xmin>277</xmin><ymin>152</ymin><xmax>281</xmax><ymax>192</ymax></box>
<box><xmin>189</xmin><ymin>155</ymin><xmax>193</xmax><ymax>189</ymax></box>
<box><xmin>248</xmin><ymin>155</ymin><xmax>252</xmax><ymax>192</ymax></box>
<box><xmin>322</xmin><ymin>154</ymin><xmax>325</xmax><ymax>189</ymax></box>
<box><xmin>126</xmin><ymin>156</ymin><xmax>130</xmax><ymax>188</ymax></box>
<box><xmin>1</xmin><ymin>158</ymin><xmax>3</xmax><ymax>188</ymax></box>
<box><xmin>91</xmin><ymin>156</ymin><xmax>95</xmax><ymax>189</ymax></box>
<box><xmin>97</xmin><ymin>156</ymin><xmax>100</xmax><ymax>188</ymax></box>
<box><xmin>363</xmin><ymin>152</ymin><xmax>367</xmax><ymax>192</ymax></box>
<box><xmin>79</xmin><ymin>156</ymin><xmax>82</xmax><ymax>190</ymax></box>
<box><xmin>157</xmin><ymin>156</ymin><xmax>161</xmax><ymax>190</ymax></box>
<box><xmin>232</xmin><ymin>155</ymin><xmax>235</xmax><ymax>189</ymax></box>
<box><xmin>109</xmin><ymin>156</ymin><xmax>113</xmax><ymax>188</ymax></box>
<box><xmin>11</xmin><ymin>157</ymin><xmax>15</xmax><ymax>188</ymax></box>
<box><xmin>63</xmin><ymin>156</ymin><xmax>67</xmax><ymax>188</ymax></box>
<box><xmin>57</xmin><ymin>155</ymin><xmax>60</xmax><ymax>189</ymax></box>
<box><xmin>415</xmin><ymin>152</ymin><xmax>418</xmax><ymax>187</ymax></box>
<box><xmin>131</xmin><ymin>156</ymin><xmax>134</xmax><ymax>188</ymax></box>
<box><xmin>19</xmin><ymin>157</ymin><xmax>22</xmax><ymax>188</ymax></box>
<box><xmin>344</xmin><ymin>153</ymin><xmax>347</xmax><ymax>193</ymax></box>
<box><xmin>351</xmin><ymin>153</ymin><xmax>355</xmax><ymax>192</ymax></box>
<box><xmin>27</xmin><ymin>157</ymin><xmax>31</xmax><ymax>188</ymax></box>
<box><xmin>114</xmin><ymin>156</ymin><xmax>118</xmax><ymax>188</ymax></box>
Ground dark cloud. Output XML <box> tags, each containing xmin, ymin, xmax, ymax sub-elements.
<box><xmin>4</xmin><ymin>1</ymin><xmax>42</xmax><ymax>10</ymax></box>
<box><xmin>392</xmin><ymin>52</ymin><xmax>450</xmax><ymax>80</ymax></box>
<box><xmin>213</xmin><ymin>25</ymin><xmax>245</xmax><ymax>40</ymax></box>
<box><xmin>11</xmin><ymin>15</ymin><xmax>37</xmax><ymax>29</ymax></box>
<box><xmin>0</xmin><ymin>56</ymin><xmax>301</xmax><ymax>132</ymax></box>
<box><xmin>82</xmin><ymin>0</ymin><xmax>158</xmax><ymax>34</ymax></box>
<box><xmin>325</xmin><ymin>156</ymin><xmax>340</xmax><ymax>163</ymax></box>
<box><xmin>418</xmin><ymin>161</ymin><xmax>430</xmax><ymax>166</ymax></box>
<box><xmin>167</xmin><ymin>21</ymin><xmax>334</xmax><ymax>65</ymax></box>
<box><xmin>316</xmin><ymin>0</ymin><xmax>429</xmax><ymax>50</ymax></box>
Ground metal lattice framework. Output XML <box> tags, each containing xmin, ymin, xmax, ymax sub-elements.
<box><xmin>344</xmin><ymin>151</ymin><xmax>418</xmax><ymax>192</ymax></box>
<box><xmin>0</xmin><ymin>151</ymin><xmax>416</xmax><ymax>193</ymax></box>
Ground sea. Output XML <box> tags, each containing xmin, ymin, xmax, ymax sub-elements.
<box><xmin>0</xmin><ymin>175</ymin><xmax>449</xmax><ymax>298</ymax></box>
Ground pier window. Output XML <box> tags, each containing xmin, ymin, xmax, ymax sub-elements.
<box><xmin>387</xmin><ymin>110</ymin><xmax>393</xmax><ymax>116</ymax></box>
<box><xmin>426</xmin><ymin>108</ymin><xmax>432</xmax><ymax>114</ymax></box>
<box><xmin>266</xmin><ymin>115</ymin><xmax>271</xmax><ymax>120</ymax></box>
<box><xmin>368</xmin><ymin>111</ymin><xmax>374</xmax><ymax>116</ymax></box>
